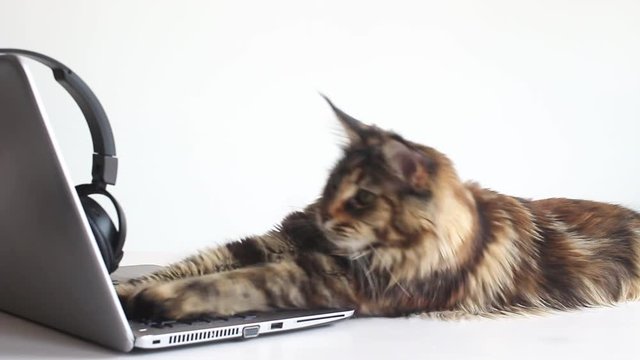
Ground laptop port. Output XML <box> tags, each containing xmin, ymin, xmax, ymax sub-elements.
<box><xmin>270</xmin><ymin>322</ymin><xmax>283</xmax><ymax>330</ymax></box>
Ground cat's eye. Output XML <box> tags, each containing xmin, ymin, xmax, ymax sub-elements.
<box><xmin>349</xmin><ymin>189</ymin><xmax>377</xmax><ymax>209</ymax></box>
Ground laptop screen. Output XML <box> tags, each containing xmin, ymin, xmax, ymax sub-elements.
<box><xmin>0</xmin><ymin>55</ymin><xmax>135</xmax><ymax>351</ymax></box>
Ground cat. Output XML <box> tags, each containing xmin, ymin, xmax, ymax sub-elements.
<box><xmin>117</xmin><ymin>97</ymin><xmax>640</xmax><ymax>321</ymax></box>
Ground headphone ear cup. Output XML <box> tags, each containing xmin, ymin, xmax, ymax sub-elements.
<box><xmin>79</xmin><ymin>195</ymin><xmax>119</xmax><ymax>273</ymax></box>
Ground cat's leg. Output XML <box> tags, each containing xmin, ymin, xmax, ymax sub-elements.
<box><xmin>122</xmin><ymin>253</ymin><xmax>355</xmax><ymax>320</ymax></box>
<box><xmin>116</xmin><ymin>211</ymin><xmax>329</xmax><ymax>302</ymax></box>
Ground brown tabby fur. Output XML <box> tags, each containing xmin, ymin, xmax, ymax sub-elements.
<box><xmin>117</xmin><ymin>98</ymin><xmax>640</xmax><ymax>321</ymax></box>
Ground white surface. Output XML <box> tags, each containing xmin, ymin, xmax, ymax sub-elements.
<box><xmin>1</xmin><ymin>0</ymin><xmax>639</xmax><ymax>256</ymax></box>
<box><xmin>1</xmin><ymin>251</ymin><xmax>640</xmax><ymax>359</ymax></box>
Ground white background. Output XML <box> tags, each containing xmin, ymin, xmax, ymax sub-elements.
<box><xmin>1</xmin><ymin>0</ymin><xmax>639</xmax><ymax>255</ymax></box>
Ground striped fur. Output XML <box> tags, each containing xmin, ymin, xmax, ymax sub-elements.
<box><xmin>117</xmin><ymin>100</ymin><xmax>640</xmax><ymax>321</ymax></box>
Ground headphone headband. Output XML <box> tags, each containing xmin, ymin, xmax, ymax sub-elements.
<box><xmin>0</xmin><ymin>48</ymin><xmax>118</xmax><ymax>187</ymax></box>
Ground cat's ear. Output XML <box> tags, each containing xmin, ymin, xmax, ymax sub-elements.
<box><xmin>382</xmin><ymin>139</ymin><xmax>433</xmax><ymax>194</ymax></box>
<box><xmin>321</xmin><ymin>94</ymin><xmax>368</xmax><ymax>145</ymax></box>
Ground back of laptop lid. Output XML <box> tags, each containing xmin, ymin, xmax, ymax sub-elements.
<box><xmin>0</xmin><ymin>55</ymin><xmax>134</xmax><ymax>352</ymax></box>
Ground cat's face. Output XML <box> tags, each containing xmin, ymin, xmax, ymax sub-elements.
<box><xmin>317</xmin><ymin>98</ymin><xmax>461</xmax><ymax>257</ymax></box>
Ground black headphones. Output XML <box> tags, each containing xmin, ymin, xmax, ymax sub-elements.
<box><xmin>0</xmin><ymin>48</ymin><xmax>127</xmax><ymax>273</ymax></box>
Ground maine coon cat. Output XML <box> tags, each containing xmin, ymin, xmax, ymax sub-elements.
<box><xmin>117</xmin><ymin>98</ymin><xmax>640</xmax><ymax>320</ymax></box>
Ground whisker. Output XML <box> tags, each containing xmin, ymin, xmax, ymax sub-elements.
<box><xmin>349</xmin><ymin>251</ymin><xmax>369</xmax><ymax>260</ymax></box>
<box><xmin>350</xmin><ymin>252</ymin><xmax>380</xmax><ymax>301</ymax></box>
<box><xmin>367</xmin><ymin>244</ymin><xmax>414</xmax><ymax>299</ymax></box>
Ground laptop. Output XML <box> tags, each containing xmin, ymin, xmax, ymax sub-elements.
<box><xmin>0</xmin><ymin>54</ymin><xmax>354</xmax><ymax>352</ymax></box>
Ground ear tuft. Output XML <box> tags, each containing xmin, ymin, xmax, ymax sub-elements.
<box><xmin>320</xmin><ymin>94</ymin><xmax>368</xmax><ymax>145</ymax></box>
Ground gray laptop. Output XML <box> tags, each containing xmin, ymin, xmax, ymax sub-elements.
<box><xmin>0</xmin><ymin>54</ymin><xmax>354</xmax><ymax>352</ymax></box>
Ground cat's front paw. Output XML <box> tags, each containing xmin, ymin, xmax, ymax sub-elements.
<box><xmin>122</xmin><ymin>283</ymin><xmax>180</xmax><ymax>320</ymax></box>
<box><xmin>115</xmin><ymin>283</ymin><xmax>143</xmax><ymax>311</ymax></box>
<box><xmin>124</xmin><ymin>281</ymin><xmax>215</xmax><ymax>321</ymax></box>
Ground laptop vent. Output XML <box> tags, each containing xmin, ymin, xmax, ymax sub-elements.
<box><xmin>168</xmin><ymin>327</ymin><xmax>241</xmax><ymax>345</ymax></box>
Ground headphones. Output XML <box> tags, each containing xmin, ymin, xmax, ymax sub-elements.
<box><xmin>0</xmin><ymin>48</ymin><xmax>127</xmax><ymax>273</ymax></box>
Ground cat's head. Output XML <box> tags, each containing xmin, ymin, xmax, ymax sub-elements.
<box><xmin>317</xmin><ymin>97</ymin><xmax>470</xmax><ymax>257</ymax></box>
